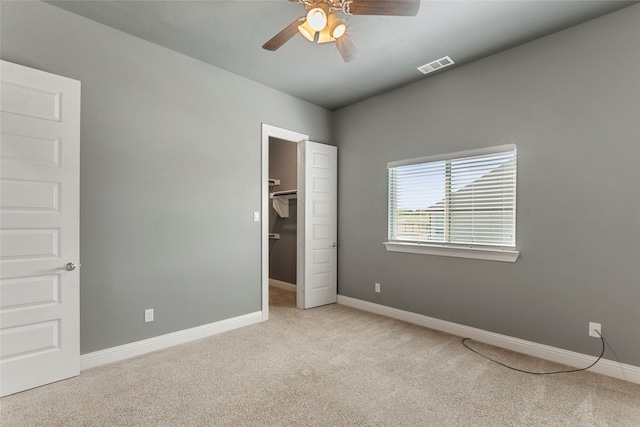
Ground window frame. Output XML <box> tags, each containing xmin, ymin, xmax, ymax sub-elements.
<box><xmin>385</xmin><ymin>144</ymin><xmax>519</xmax><ymax>262</ymax></box>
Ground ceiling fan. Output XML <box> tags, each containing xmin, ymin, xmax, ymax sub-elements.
<box><xmin>262</xmin><ymin>0</ymin><xmax>420</xmax><ymax>62</ymax></box>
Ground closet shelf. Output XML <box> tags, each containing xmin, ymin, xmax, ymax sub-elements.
<box><xmin>270</xmin><ymin>189</ymin><xmax>297</xmax><ymax>218</ymax></box>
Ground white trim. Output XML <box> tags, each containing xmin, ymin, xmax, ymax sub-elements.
<box><xmin>388</xmin><ymin>143</ymin><xmax>516</xmax><ymax>168</ymax></box>
<box><xmin>269</xmin><ymin>278</ymin><xmax>296</xmax><ymax>292</ymax></box>
<box><xmin>337</xmin><ymin>295</ymin><xmax>640</xmax><ymax>384</ymax></box>
<box><xmin>384</xmin><ymin>241</ymin><xmax>519</xmax><ymax>262</ymax></box>
<box><xmin>80</xmin><ymin>311</ymin><xmax>263</xmax><ymax>371</ymax></box>
<box><xmin>261</xmin><ymin>124</ymin><xmax>309</xmax><ymax>321</ymax></box>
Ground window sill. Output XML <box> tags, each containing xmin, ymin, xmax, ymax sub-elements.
<box><xmin>383</xmin><ymin>242</ymin><xmax>519</xmax><ymax>263</ymax></box>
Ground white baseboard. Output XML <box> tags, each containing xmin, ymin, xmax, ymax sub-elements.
<box><xmin>269</xmin><ymin>278</ymin><xmax>296</xmax><ymax>292</ymax></box>
<box><xmin>337</xmin><ymin>295</ymin><xmax>640</xmax><ymax>385</ymax></box>
<box><xmin>80</xmin><ymin>311</ymin><xmax>263</xmax><ymax>371</ymax></box>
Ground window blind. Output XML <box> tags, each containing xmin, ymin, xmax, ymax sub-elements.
<box><xmin>388</xmin><ymin>145</ymin><xmax>517</xmax><ymax>248</ymax></box>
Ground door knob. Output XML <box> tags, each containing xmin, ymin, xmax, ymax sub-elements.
<box><xmin>331</xmin><ymin>242</ymin><xmax>337</xmax><ymax>248</ymax></box>
<box><xmin>65</xmin><ymin>262</ymin><xmax>80</xmax><ymax>271</ymax></box>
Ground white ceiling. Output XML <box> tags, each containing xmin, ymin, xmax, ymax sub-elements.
<box><xmin>47</xmin><ymin>1</ymin><xmax>636</xmax><ymax>110</ymax></box>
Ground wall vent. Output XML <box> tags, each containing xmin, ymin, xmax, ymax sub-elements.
<box><xmin>417</xmin><ymin>56</ymin><xmax>455</xmax><ymax>75</ymax></box>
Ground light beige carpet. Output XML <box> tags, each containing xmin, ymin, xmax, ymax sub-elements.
<box><xmin>2</xmin><ymin>287</ymin><xmax>639</xmax><ymax>426</ymax></box>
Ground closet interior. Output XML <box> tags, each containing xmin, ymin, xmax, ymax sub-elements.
<box><xmin>268</xmin><ymin>137</ymin><xmax>298</xmax><ymax>291</ymax></box>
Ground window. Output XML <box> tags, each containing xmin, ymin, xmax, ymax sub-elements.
<box><xmin>385</xmin><ymin>145</ymin><xmax>519</xmax><ymax>262</ymax></box>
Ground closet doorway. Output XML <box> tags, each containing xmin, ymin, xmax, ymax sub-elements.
<box><xmin>268</xmin><ymin>137</ymin><xmax>298</xmax><ymax>297</ymax></box>
<box><xmin>261</xmin><ymin>124</ymin><xmax>337</xmax><ymax>319</ymax></box>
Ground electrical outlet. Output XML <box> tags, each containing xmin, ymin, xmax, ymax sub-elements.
<box><xmin>375</xmin><ymin>283</ymin><xmax>381</xmax><ymax>293</ymax></box>
<box><xmin>144</xmin><ymin>308</ymin><xmax>154</xmax><ymax>323</ymax></box>
<box><xmin>588</xmin><ymin>322</ymin><xmax>601</xmax><ymax>338</ymax></box>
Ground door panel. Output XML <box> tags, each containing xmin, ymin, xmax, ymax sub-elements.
<box><xmin>0</xmin><ymin>60</ymin><xmax>80</xmax><ymax>397</ymax></box>
<box><xmin>301</xmin><ymin>141</ymin><xmax>337</xmax><ymax>309</ymax></box>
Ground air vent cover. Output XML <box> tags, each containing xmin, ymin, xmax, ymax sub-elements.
<box><xmin>417</xmin><ymin>56</ymin><xmax>455</xmax><ymax>75</ymax></box>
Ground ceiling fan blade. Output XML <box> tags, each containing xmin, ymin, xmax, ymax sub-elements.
<box><xmin>348</xmin><ymin>0</ymin><xmax>420</xmax><ymax>16</ymax></box>
<box><xmin>335</xmin><ymin>34</ymin><xmax>357</xmax><ymax>63</ymax></box>
<box><xmin>262</xmin><ymin>17</ymin><xmax>304</xmax><ymax>51</ymax></box>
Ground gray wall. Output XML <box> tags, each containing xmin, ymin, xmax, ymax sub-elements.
<box><xmin>269</xmin><ymin>138</ymin><xmax>297</xmax><ymax>284</ymax></box>
<box><xmin>1</xmin><ymin>1</ymin><xmax>332</xmax><ymax>354</ymax></box>
<box><xmin>334</xmin><ymin>4</ymin><xmax>640</xmax><ymax>366</ymax></box>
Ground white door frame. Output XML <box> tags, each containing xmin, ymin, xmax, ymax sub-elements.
<box><xmin>261</xmin><ymin>124</ymin><xmax>309</xmax><ymax>320</ymax></box>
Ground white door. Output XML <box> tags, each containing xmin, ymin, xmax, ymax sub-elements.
<box><xmin>298</xmin><ymin>141</ymin><xmax>337</xmax><ymax>309</ymax></box>
<box><xmin>0</xmin><ymin>61</ymin><xmax>81</xmax><ymax>397</ymax></box>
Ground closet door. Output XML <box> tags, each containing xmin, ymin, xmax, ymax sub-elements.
<box><xmin>0</xmin><ymin>61</ymin><xmax>81</xmax><ymax>396</ymax></box>
<box><xmin>299</xmin><ymin>141</ymin><xmax>337</xmax><ymax>309</ymax></box>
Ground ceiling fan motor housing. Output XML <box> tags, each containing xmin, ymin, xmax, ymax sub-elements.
<box><xmin>298</xmin><ymin>0</ymin><xmax>353</xmax><ymax>16</ymax></box>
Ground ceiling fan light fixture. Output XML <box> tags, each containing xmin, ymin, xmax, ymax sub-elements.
<box><xmin>327</xmin><ymin>13</ymin><xmax>347</xmax><ymax>39</ymax></box>
<box><xmin>306</xmin><ymin>7</ymin><xmax>327</xmax><ymax>31</ymax></box>
<box><xmin>298</xmin><ymin>20</ymin><xmax>316</xmax><ymax>42</ymax></box>
<box><xmin>317</xmin><ymin>26</ymin><xmax>333</xmax><ymax>44</ymax></box>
